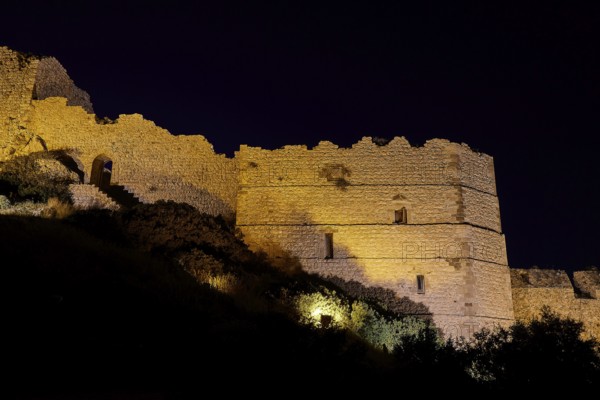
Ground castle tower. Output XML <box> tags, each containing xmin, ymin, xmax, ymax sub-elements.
<box><xmin>236</xmin><ymin>137</ymin><xmax>515</xmax><ymax>336</ymax></box>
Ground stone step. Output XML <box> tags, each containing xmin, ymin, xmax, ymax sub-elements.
<box><xmin>99</xmin><ymin>184</ymin><xmax>141</xmax><ymax>208</ymax></box>
<box><xmin>69</xmin><ymin>184</ymin><xmax>120</xmax><ymax>210</ymax></box>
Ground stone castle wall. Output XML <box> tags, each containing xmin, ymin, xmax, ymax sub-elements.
<box><xmin>23</xmin><ymin>98</ymin><xmax>238</xmax><ymax>217</ymax></box>
<box><xmin>2</xmin><ymin>45</ymin><xmax>598</xmax><ymax>338</ymax></box>
<box><xmin>236</xmin><ymin>139</ymin><xmax>514</xmax><ymax>336</ymax></box>
<box><xmin>33</xmin><ymin>57</ymin><xmax>94</xmax><ymax>113</ymax></box>
<box><xmin>0</xmin><ymin>47</ymin><xmax>40</xmax><ymax>158</ymax></box>
<box><xmin>511</xmin><ymin>269</ymin><xmax>600</xmax><ymax>339</ymax></box>
<box><xmin>1</xmin><ymin>46</ymin><xmax>238</xmax><ymax>217</ymax></box>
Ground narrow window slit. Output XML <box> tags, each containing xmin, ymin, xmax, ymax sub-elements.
<box><xmin>324</xmin><ymin>233</ymin><xmax>333</xmax><ymax>259</ymax></box>
<box><xmin>417</xmin><ymin>275</ymin><xmax>425</xmax><ymax>294</ymax></box>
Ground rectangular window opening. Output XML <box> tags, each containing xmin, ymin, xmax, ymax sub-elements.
<box><xmin>394</xmin><ymin>208</ymin><xmax>407</xmax><ymax>224</ymax></box>
<box><xmin>417</xmin><ymin>275</ymin><xmax>425</xmax><ymax>294</ymax></box>
<box><xmin>324</xmin><ymin>233</ymin><xmax>334</xmax><ymax>259</ymax></box>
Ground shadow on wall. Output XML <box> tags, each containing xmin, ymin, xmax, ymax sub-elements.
<box><xmin>326</xmin><ymin>276</ymin><xmax>432</xmax><ymax>318</ymax></box>
<box><xmin>0</xmin><ymin>149</ymin><xmax>83</xmax><ymax>201</ymax></box>
<box><xmin>121</xmin><ymin>174</ymin><xmax>235</xmax><ymax>220</ymax></box>
<box><xmin>54</xmin><ymin>151</ymin><xmax>84</xmax><ymax>183</ymax></box>
<box><xmin>241</xmin><ymin>209</ymin><xmax>434</xmax><ymax>324</ymax></box>
<box><xmin>79</xmin><ymin>152</ymin><xmax>235</xmax><ymax>218</ymax></box>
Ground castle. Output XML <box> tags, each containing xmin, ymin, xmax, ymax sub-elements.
<box><xmin>1</xmin><ymin>46</ymin><xmax>598</xmax><ymax>338</ymax></box>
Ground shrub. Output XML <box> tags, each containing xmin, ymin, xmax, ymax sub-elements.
<box><xmin>372</xmin><ymin>136</ymin><xmax>391</xmax><ymax>146</ymax></box>
<box><xmin>462</xmin><ymin>307</ymin><xmax>600</xmax><ymax>388</ymax></box>
<box><xmin>293</xmin><ymin>289</ymin><xmax>350</xmax><ymax>328</ymax></box>
<box><xmin>290</xmin><ymin>287</ymin><xmax>435</xmax><ymax>350</ymax></box>
<box><xmin>351</xmin><ymin>301</ymin><xmax>433</xmax><ymax>351</ymax></box>
<box><xmin>42</xmin><ymin>197</ymin><xmax>75</xmax><ymax>219</ymax></box>
<box><xmin>0</xmin><ymin>195</ymin><xmax>10</xmax><ymax>209</ymax></box>
<box><xmin>0</xmin><ymin>150</ymin><xmax>80</xmax><ymax>202</ymax></box>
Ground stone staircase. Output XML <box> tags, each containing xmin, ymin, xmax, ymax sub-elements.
<box><xmin>69</xmin><ymin>184</ymin><xmax>120</xmax><ymax>211</ymax></box>
<box><xmin>99</xmin><ymin>184</ymin><xmax>141</xmax><ymax>208</ymax></box>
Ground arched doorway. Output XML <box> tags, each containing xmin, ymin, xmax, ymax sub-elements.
<box><xmin>90</xmin><ymin>155</ymin><xmax>113</xmax><ymax>190</ymax></box>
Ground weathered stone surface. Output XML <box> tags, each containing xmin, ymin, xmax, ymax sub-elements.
<box><xmin>574</xmin><ymin>270</ymin><xmax>600</xmax><ymax>299</ymax></box>
<box><xmin>0</xmin><ymin>47</ymin><xmax>39</xmax><ymax>158</ymax></box>
<box><xmin>236</xmin><ymin>140</ymin><xmax>513</xmax><ymax>337</ymax></box>
<box><xmin>511</xmin><ymin>269</ymin><xmax>600</xmax><ymax>339</ymax></box>
<box><xmin>23</xmin><ymin>100</ymin><xmax>238</xmax><ymax>217</ymax></box>
<box><xmin>511</xmin><ymin>268</ymin><xmax>572</xmax><ymax>288</ymax></box>
<box><xmin>34</xmin><ymin>57</ymin><xmax>93</xmax><ymax>113</ymax></box>
<box><xmin>69</xmin><ymin>183</ymin><xmax>119</xmax><ymax>211</ymax></box>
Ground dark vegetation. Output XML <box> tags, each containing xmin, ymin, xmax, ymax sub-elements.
<box><xmin>371</xmin><ymin>136</ymin><xmax>392</xmax><ymax>146</ymax></box>
<box><xmin>0</xmin><ymin>150</ymin><xmax>81</xmax><ymax>202</ymax></box>
<box><xmin>3</xmin><ymin>204</ymin><xmax>599</xmax><ymax>397</ymax></box>
<box><xmin>95</xmin><ymin>115</ymin><xmax>116</xmax><ymax>125</ymax></box>
<box><xmin>16</xmin><ymin>50</ymin><xmax>44</xmax><ymax>70</ymax></box>
<box><xmin>2</xmin><ymin>203</ymin><xmax>431</xmax><ymax>397</ymax></box>
<box><xmin>1</xmin><ymin>153</ymin><xmax>599</xmax><ymax>396</ymax></box>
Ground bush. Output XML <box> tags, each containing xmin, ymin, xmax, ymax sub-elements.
<box><xmin>42</xmin><ymin>197</ymin><xmax>75</xmax><ymax>219</ymax></box>
<box><xmin>352</xmin><ymin>303</ymin><xmax>432</xmax><ymax>351</ymax></box>
<box><xmin>462</xmin><ymin>307</ymin><xmax>600</xmax><ymax>388</ymax></box>
<box><xmin>0</xmin><ymin>150</ymin><xmax>80</xmax><ymax>202</ymax></box>
<box><xmin>290</xmin><ymin>287</ymin><xmax>435</xmax><ymax>350</ymax></box>
<box><xmin>0</xmin><ymin>195</ymin><xmax>10</xmax><ymax>209</ymax></box>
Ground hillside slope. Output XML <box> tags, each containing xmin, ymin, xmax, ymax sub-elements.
<box><xmin>2</xmin><ymin>203</ymin><xmax>432</xmax><ymax>397</ymax></box>
<box><xmin>3</xmin><ymin>201</ymin><xmax>598</xmax><ymax>397</ymax></box>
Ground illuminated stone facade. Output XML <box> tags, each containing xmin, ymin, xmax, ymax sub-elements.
<box><xmin>511</xmin><ymin>269</ymin><xmax>600</xmax><ymax>339</ymax></box>
<box><xmin>0</xmin><ymin>47</ymin><xmax>237</xmax><ymax>218</ymax></box>
<box><xmin>1</xmin><ymin>46</ymin><xmax>598</xmax><ymax>338</ymax></box>
<box><xmin>236</xmin><ymin>140</ymin><xmax>513</xmax><ymax>335</ymax></box>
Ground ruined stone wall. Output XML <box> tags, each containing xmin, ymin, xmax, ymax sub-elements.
<box><xmin>574</xmin><ymin>270</ymin><xmax>600</xmax><ymax>299</ymax></box>
<box><xmin>511</xmin><ymin>269</ymin><xmax>600</xmax><ymax>339</ymax></box>
<box><xmin>1</xmin><ymin>46</ymin><xmax>238</xmax><ymax>217</ymax></box>
<box><xmin>237</xmin><ymin>138</ymin><xmax>514</xmax><ymax>336</ymax></box>
<box><xmin>23</xmin><ymin>98</ymin><xmax>237</xmax><ymax>217</ymax></box>
<box><xmin>34</xmin><ymin>57</ymin><xmax>93</xmax><ymax>113</ymax></box>
<box><xmin>0</xmin><ymin>47</ymin><xmax>40</xmax><ymax>158</ymax></box>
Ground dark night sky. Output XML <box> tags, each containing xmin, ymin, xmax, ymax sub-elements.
<box><xmin>1</xmin><ymin>1</ymin><xmax>599</xmax><ymax>270</ymax></box>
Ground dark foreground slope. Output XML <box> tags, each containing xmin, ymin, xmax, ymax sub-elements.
<box><xmin>2</xmin><ymin>202</ymin><xmax>599</xmax><ymax>397</ymax></box>
<box><xmin>2</xmin><ymin>205</ymin><xmax>419</xmax><ymax>398</ymax></box>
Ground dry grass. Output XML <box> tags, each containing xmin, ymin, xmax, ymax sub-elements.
<box><xmin>43</xmin><ymin>197</ymin><xmax>75</xmax><ymax>219</ymax></box>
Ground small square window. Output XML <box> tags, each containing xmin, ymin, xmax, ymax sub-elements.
<box><xmin>417</xmin><ymin>275</ymin><xmax>425</xmax><ymax>294</ymax></box>
<box><xmin>394</xmin><ymin>207</ymin><xmax>407</xmax><ymax>224</ymax></box>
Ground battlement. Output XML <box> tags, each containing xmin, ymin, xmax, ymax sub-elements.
<box><xmin>238</xmin><ymin>135</ymin><xmax>502</xmax><ymax>236</ymax></box>
<box><xmin>238</xmin><ymin>137</ymin><xmax>497</xmax><ymax>196</ymax></box>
